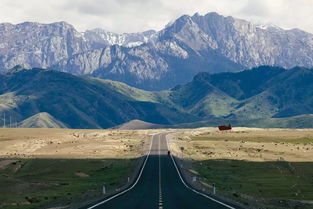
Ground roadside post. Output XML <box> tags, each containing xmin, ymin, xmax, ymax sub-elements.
<box><xmin>103</xmin><ymin>185</ymin><xmax>106</xmax><ymax>195</ymax></box>
<box><xmin>180</xmin><ymin>147</ymin><xmax>185</xmax><ymax>158</ymax></box>
<box><xmin>213</xmin><ymin>183</ymin><xmax>216</xmax><ymax>195</ymax></box>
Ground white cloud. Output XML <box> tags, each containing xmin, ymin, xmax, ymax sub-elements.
<box><xmin>0</xmin><ymin>0</ymin><xmax>312</xmax><ymax>33</ymax></box>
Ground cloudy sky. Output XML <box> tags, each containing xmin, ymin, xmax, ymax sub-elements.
<box><xmin>1</xmin><ymin>0</ymin><xmax>313</xmax><ymax>33</ymax></box>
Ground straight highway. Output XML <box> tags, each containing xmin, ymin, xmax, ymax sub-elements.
<box><xmin>84</xmin><ymin>134</ymin><xmax>238</xmax><ymax>209</ymax></box>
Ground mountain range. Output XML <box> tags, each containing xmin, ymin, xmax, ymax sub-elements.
<box><xmin>1</xmin><ymin>12</ymin><xmax>313</xmax><ymax>90</ymax></box>
<box><xmin>1</xmin><ymin>66</ymin><xmax>313</xmax><ymax>129</ymax></box>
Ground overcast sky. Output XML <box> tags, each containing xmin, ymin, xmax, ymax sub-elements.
<box><xmin>1</xmin><ymin>0</ymin><xmax>313</xmax><ymax>33</ymax></box>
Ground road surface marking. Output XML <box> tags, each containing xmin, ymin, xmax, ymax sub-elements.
<box><xmin>158</xmin><ymin>135</ymin><xmax>163</xmax><ymax>209</ymax></box>
<box><xmin>87</xmin><ymin>134</ymin><xmax>156</xmax><ymax>209</ymax></box>
<box><xmin>165</xmin><ymin>134</ymin><xmax>236</xmax><ymax>209</ymax></box>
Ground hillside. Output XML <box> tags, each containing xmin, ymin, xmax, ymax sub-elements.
<box><xmin>1</xmin><ymin>66</ymin><xmax>313</xmax><ymax>128</ymax></box>
<box><xmin>170</xmin><ymin>115</ymin><xmax>313</xmax><ymax>129</ymax></box>
<box><xmin>171</xmin><ymin>66</ymin><xmax>313</xmax><ymax>120</ymax></box>
<box><xmin>116</xmin><ymin>120</ymin><xmax>164</xmax><ymax>130</ymax></box>
<box><xmin>0</xmin><ymin>69</ymin><xmax>196</xmax><ymax>129</ymax></box>
<box><xmin>19</xmin><ymin>112</ymin><xmax>68</xmax><ymax>128</ymax></box>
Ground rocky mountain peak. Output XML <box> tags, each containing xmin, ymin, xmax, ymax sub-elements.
<box><xmin>1</xmin><ymin>12</ymin><xmax>313</xmax><ymax>90</ymax></box>
<box><xmin>84</xmin><ymin>28</ymin><xmax>157</xmax><ymax>48</ymax></box>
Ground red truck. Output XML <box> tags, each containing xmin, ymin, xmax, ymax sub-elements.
<box><xmin>218</xmin><ymin>124</ymin><xmax>232</xmax><ymax>131</ymax></box>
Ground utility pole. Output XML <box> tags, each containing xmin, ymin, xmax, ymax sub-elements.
<box><xmin>10</xmin><ymin>115</ymin><xmax>11</xmax><ymax>128</ymax></box>
<box><xmin>3</xmin><ymin>112</ymin><xmax>5</xmax><ymax>128</ymax></box>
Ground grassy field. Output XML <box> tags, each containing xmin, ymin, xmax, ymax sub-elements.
<box><xmin>194</xmin><ymin>160</ymin><xmax>313</xmax><ymax>209</ymax></box>
<box><xmin>0</xmin><ymin>128</ymin><xmax>157</xmax><ymax>209</ymax></box>
<box><xmin>169</xmin><ymin>128</ymin><xmax>313</xmax><ymax>209</ymax></box>
<box><xmin>2</xmin><ymin>127</ymin><xmax>313</xmax><ymax>208</ymax></box>
<box><xmin>0</xmin><ymin>158</ymin><xmax>139</xmax><ymax>209</ymax></box>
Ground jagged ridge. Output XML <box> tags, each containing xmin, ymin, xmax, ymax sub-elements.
<box><xmin>1</xmin><ymin>12</ymin><xmax>313</xmax><ymax>90</ymax></box>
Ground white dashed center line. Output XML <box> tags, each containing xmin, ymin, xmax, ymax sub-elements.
<box><xmin>158</xmin><ymin>135</ymin><xmax>163</xmax><ymax>209</ymax></box>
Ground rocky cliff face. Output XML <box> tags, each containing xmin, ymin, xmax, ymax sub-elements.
<box><xmin>190</xmin><ymin>13</ymin><xmax>313</xmax><ymax>68</ymax></box>
<box><xmin>1</xmin><ymin>12</ymin><xmax>313</xmax><ymax>90</ymax></box>
<box><xmin>0</xmin><ymin>21</ymin><xmax>88</xmax><ymax>70</ymax></box>
<box><xmin>83</xmin><ymin>28</ymin><xmax>156</xmax><ymax>48</ymax></box>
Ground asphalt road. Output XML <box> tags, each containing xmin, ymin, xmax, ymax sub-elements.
<box><xmin>85</xmin><ymin>134</ymin><xmax>237</xmax><ymax>209</ymax></box>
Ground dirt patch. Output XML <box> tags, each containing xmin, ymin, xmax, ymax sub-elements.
<box><xmin>75</xmin><ymin>172</ymin><xmax>90</xmax><ymax>177</ymax></box>
<box><xmin>0</xmin><ymin>159</ymin><xmax>18</xmax><ymax>169</ymax></box>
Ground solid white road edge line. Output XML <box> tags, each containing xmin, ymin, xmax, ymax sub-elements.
<box><xmin>159</xmin><ymin>134</ymin><xmax>162</xmax><ymax>194</ymax></box>
<box><xmin>165</xmin><ymin>134</ymin><xmax>236</xmax><ymax>209</ymax></box>
<box><xmin>87</xmin><ymin>134</ymin><xmax>156</xmax><ymax>209</ymax></box>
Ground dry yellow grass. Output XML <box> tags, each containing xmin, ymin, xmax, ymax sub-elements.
<box><xmin>169</xmin><ymin>127</ymin><xmax>313</xmax><ymax>162</ymax></box>
<box><xmin>1</xmin><ymin>127</ymin><xmax>313</xmax><ymax>209</ymax></box>
<box><xmin>1</xmin><ymin>127</ymin><xmax>312</xmax><ymax>162</ymax></box>
<box><xmin>0</xmin><ymin>128</ymin><xmax>163</xmax><ymax>209</ymax></box>
<box><xmin>0</xmin><ymin>128</ymin><xmax>160</xmax><ymax>160</ymax></box>
<box><xmin>167</xmin><ymin>128</ymin><xmax>313</xmax><ymax>209</ymax></box>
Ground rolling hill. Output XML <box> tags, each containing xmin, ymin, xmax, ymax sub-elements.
<box><xmin>1</xmin><ymin>66</ymin><xmax>313</xmax><ymax>128</ymax></box>
<box><xmin>0</xmin><ymin>69</ymin><xmax>196</xmax><ymax>129</ymax></box>
<box><xmin>19</xmin><ymin>112</ymin><xmax>68</xmax><ymax>128</ymax></box>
